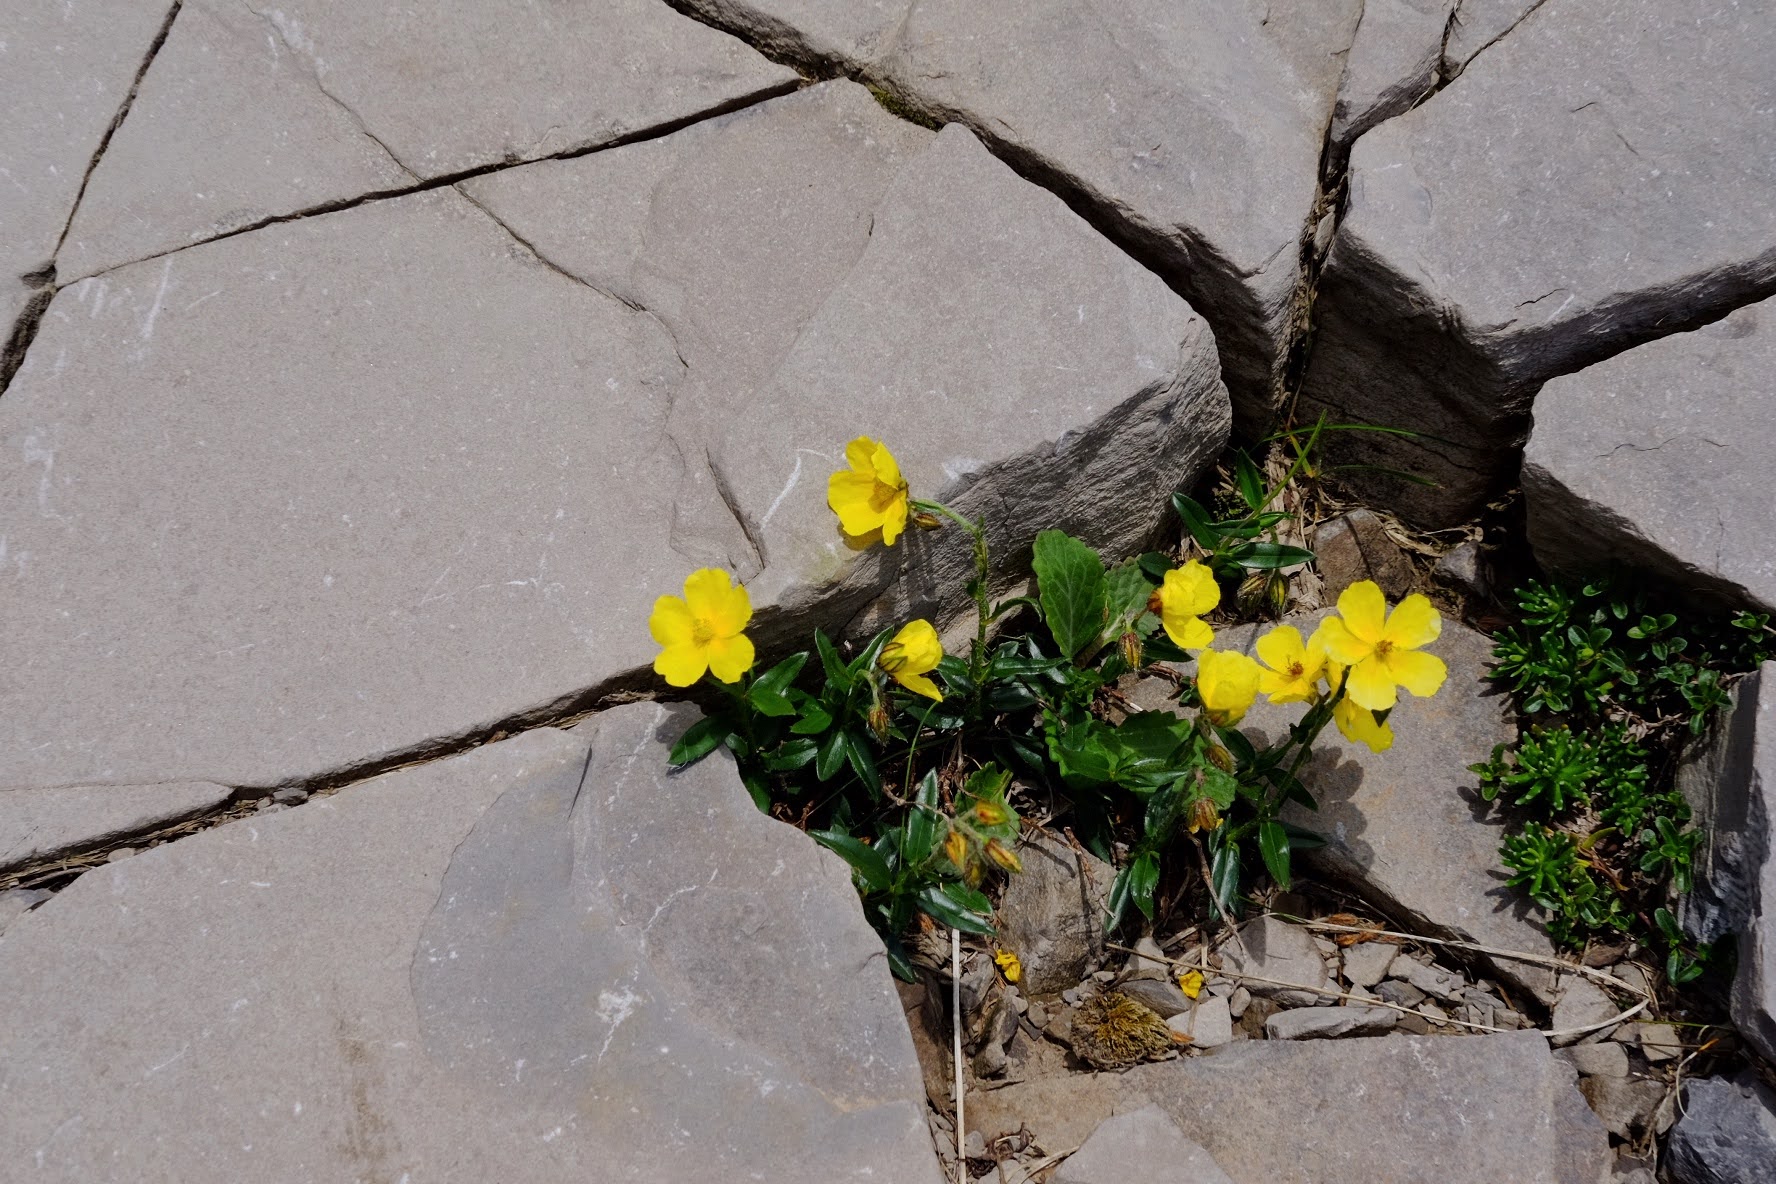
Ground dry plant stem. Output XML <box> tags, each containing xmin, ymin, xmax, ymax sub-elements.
<box><xmin>1186</xmin><ymin>828</ymin><xmax>1250</xmax><ymax>960</ymax></box>
<box><xmin>952</xmin><ymin>926</ymin><xmax>964</xmax><ymax>1181</ymax></box>
<box><xmin>1277</xmin><ymin>914</ymin><xmax>1658</xmax><ymax>1003</ymax></box>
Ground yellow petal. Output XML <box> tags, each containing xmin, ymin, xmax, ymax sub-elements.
<box><xmin>867</xmin><ymin>438</ymin><xmax>904</xmax><ymax>489</ymax></box>
<box><xmin>648</xmin><ymin>595</ymin><xmax>695</xmax><ymax>647</ymax></box>
<box><xmin>1336</xmin><ymin>580</ymin><xmax>1387</xmax><ymax>644</ymax></box>
<box><xmin>843</xmin><ymin>436</ymin><xmax>879</xmax><ymax>473</ymax></box>
<box><xmin>1255</xmin><ymin>625</ymin><xmax>1306</xmax><ymax>674</ymax></box>
<box><xmin>1334</xmin><ymin>699</ymin><xmax>1394</xmax><ymax>753</ymax></box>
<box><xmin>892</xmin><ymin>669</ymin><xmax>944</xmax><ymax>701</ymax></box>
<box><xmin>883</xmin><ymin>619</ymin><xmax>944</xmax><ymax>675</ymax></box>
<box><xmin>1162</xmin><ymin>563</ymin><xmax>1221</xmax><ymax>620</ymax></box>
<box><xmin>704</xmin><ymin>632</ymin><xmax>756</xmax><ymax>683</ymax></box>
<box><xmin>828</xmin><ymin>469</ymin><xmax>885</xmax><ymax>535</ymax></box>
<box><xmin>1382</xmin><ymin>593</ymin><xmax>1443</xmax><ymax>650</ymax></box>
<box><xmin>653</xmin><ymin>643</ymin><xmax>709</xmax><ymax>688</ymax></box>
<box><xmin>1197</xmin><ymin>649</ymin><xmax>1260</xmax><ymax>723</ymax></box>
<box><xmin>1315</xmin><ymin>616</ymin><xmax>1372</xmax><ymax>667</ymax></box>
<box><xmin>1163</xmin><ymin>613</ymin><xmax>1215</xmax><ymax>651</ymax></box>
<box><xmin>878</xmin><ymin>490</ymin><xmax>909</xmax><ymax>546</ymax></box>
<box><xmin>1384</xmin><ymin>647</ymin><xmax>1447</xmax><ymax>698</ymax></box>
<box><xmin>1178</xmin><ymin>970</ymin><xmax>1204</xmax><ymax>999</ymax></box>
<box><xmin>1342</xmin><ymin>655</ymin><xmax>1398</xmax><ymax>712</ymax></box>
<box><xmin>682</xmin><ymin>568</ymin><xmax>749</xmax><ymax>635</ymax></box>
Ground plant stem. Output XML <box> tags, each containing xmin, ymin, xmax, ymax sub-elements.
<box><xmin>913</xmin><ymin>498</ymin><xmax>992</xmax><ymax>692</ymax></box>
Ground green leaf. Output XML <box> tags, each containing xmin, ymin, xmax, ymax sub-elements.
<box><xmin>1128</xmin><ymin>851</ymin><xmax>1161</xmax><ymax>920</ymax></box>
<box><xmin>740</xmin><ymin>771</ymin><xmax>771</xmax><ymax>813</ymax></box>
<box><xmin>842</xmin><ymin>729</ymin><xmax>881</xmax><ymax>792</ymax></box>
<box><xmin>1104</xmin><ymin>560</ymin><xmax>1156</xmax><ymax>634</ymax></box>
<box><xmin>811</xmin><ymin>830</ymin><xmax>891</xmax><ymax>892</ymax></box>
<box><xmin>814</xmin><ymin>629</ymin><xmax>849</xmax><ymax>689</ymax></box>
<box><xmin>1234</xmin><ymin>450</ymin><xmax>1266</xmax><ymax>511</ymax></box>
<box><xmin>1209</xmin><ymin>841</ymin><xmax>1241</xmax><ymax>908</ymax></box>
<box><xmin>1170</xmin><ymin>492</ymin><xmax>1224</xmax><ymax>551</ymax></box>
<box><xmin>747</xmin><ymin>652</ymin><xmax>809</xmax><ymax>716</ymax></box>
<box><xmin>904</xmin><ymin>770</ymin><xmax>942</xmax><ymax>864</ymax></box>
<box><xmin>668</xmin><ymin>715</ymin><xmax>732</xmax><ymax>766</ymax></box>
<box><xmin>1226</xmin><ymin>541</ymin><xmax>1315</xmax><ymax>571</ymax></box>
<box><xmin>1137</xmin><ymin>551</ymin><xmax>1175</xmax><ymax>581</ymax></box>
<box><xmin>918</xmin><ymin>884</ymin><xmax>996</xmax><ymax>935</ymax></box>
<box><xmin>1198</xmin><ymin>765</ymin><xmax>1239</xmax><ymax>810</ymax></box>
<box><xmin>815</xmin><ymin>729</ymin><xmax>848</xmax><ymax>780</ymax></box>
<box><xmin>1258</xmin><ymin>820</ymin><xmax>1292</xmax><ymax>889</ymax></box>
<box><xmin>1105</xmin><ymin>865</ymin><xmax>1136</xmax><ymax>934</ymax></box>
<box><xmin>760</xmin><ymin>737</ymin><xmax>819</xmax><ymax>772</ymax></box>
<box><xmin>1141</xmin><ymin>633</ymin><xmax>1193</xmax><ymax>665</ymax></box>
<box><xmin>790</xmin><ymin>704</ymin><xmax>834</xmax><ymax>735</ymax></box>
<box><xmin>1032</xmin><ymin>529</ymin><xmax>1108</xmax><ymax>660</ymax></box>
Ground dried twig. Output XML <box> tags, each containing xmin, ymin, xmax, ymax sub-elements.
<box><xmin>952</xmin><ymin>927</ymin><xmax>964</xmax><ymax>1182</ymax></box>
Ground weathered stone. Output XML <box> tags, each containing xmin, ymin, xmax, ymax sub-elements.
<box><xmin>996</xmin><ymin>833</ymin><xmax>1115</xmax><ymax>996</ymax></box>
<box><xmin>1578</xmin><ymin>1076</ymin><xmax>1668</xmax><ymax>1140</ymax></box>
<box><xmin>1441</xmin><ymin>0</ymin><xmax>1545</xmax><ymax>75</ymax></box>
<box><xmin>1171</xmin><ymin>995</ymin><xmax>1235</xmax><ymax>1049</ymax></box>
<box><xmin>1558</xmin><ymin>1042</ymin><xmax>1629</xmax><ymax>1079</ymax></box>
<box><xmin>1313</xmin><ymin>510</ymin><xmax>1417</xmax><ymax>600</ymax></box>
<box><xmin>1341</xmin><ymin>939</ymin><xmax>1399</xmax><ymax>988</ymax></box>
<box><xmin>1223</xmin><ymin>613</ymin><xmax>1559</xmax><ymax>1003</ymax></box>
<box><xmin>1667</xmin><ymin>1074</ymin><xmax>1776</xmax><ymax>1184</ymax></box>
<box><xmin>1221</xmin><ymin>916</ymin><xmax>1331</xmax><ymax>1007</ymax></box>
<box><xmin>1127</xmin><ymin>935</ymin><xmax>1170</xmax><ymax>980</ymax></box>
<box><xmin>679</xmin><ymin>0</ymin><xmax>1362</xmax><ymax>434</ymax></box>
<box><xmin>1635</xmin><ymin>1022</ymin><xmax>1682</xmax><ymax>1064</ymax></box>
<box><xmin>0</xmin><ymin>780</ymin><xmax>232</xmax><ymax>873</ymax></box>
<box><xmin>57</xmin><ymin>0</ymin><xmax>798</xmax><ymax>280</ymax></box>
<box><xmin>1549</xmin><ymin>975</ymin><xmax>1620</xmax><ymax>1047</ymax></box>
<box><xmin>1433</xmin><ymin>540</ymin><xmax>1490</xmax><ymax>601</ymax></box>
<box><xmin>969</xmin><ymin>1031</ymin><xmax>1611</xmax><ymax>1183</ymax></box>
<box><xmin>1375</xmin><ymin>979</ymin><xmax>1426</xmax><ymax>1009</ymax></box>
<box><xmin>0</xmin><ymin>0</ymin><xmax>173</xmax><ymax>346</ymax></box>
<box><xmin>1524</xmin><ymin>298</ymin><xmax>1776</xmax><ymax>611</ymax></box>
<box><xmin>1</xmin><ymin>82</ymin><xmax>1227</xmax><ymax>793</ymax></box>
<box><xmin>1054</xmin><ymin>1105</ymin><xmax>1235</xmax><ymax>1184</ymax></box>
<box><xmin>1673</xmin><ymin>667</ymin><xmax>1776</xmax><ymax>1064</ymax></box>
<box><xmin>1393</xmin><ymin>957</ymin><xmax>1466</xmax><ymax>1003</ymax></box>
<box><xmin>1330</xmin><ymin>0</ymin><xmax>1452</xmax><ymax>148</ymax></box>
<box><xmin>1265</xmin><ymin>1005</ymin><xmax>1396</xmax><ymax>1040</ymax></box>
<box><xmin>0</xmin><ymin>887</ymin><xmax>53</xmax><ymax>935</ymax></box>
<box><xmin>1120</xmin><ymin>977</ymin><xmax>1194</xmax><ymax>1020</ymax></box>
<box><xmin>0</xmin><ymin>705</ymin><xmax>943</xmax><ymax>1182</ymax></box>
<box><xmin>1301</xmin><ymin>0</ymin><xmax>1776</xmax><ymax>526</ymax></box>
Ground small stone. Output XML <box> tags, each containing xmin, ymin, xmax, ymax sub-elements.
<box><xmin>1092</xmin><ymin>970</ymin><xmax>1117</xmax><ymax>984</ymax></box>
<box><xmin>1341</xmin><ymin>941</ymin><xmax>1399</xmax><ymax>988</ymax></box>
<box><xmin>105</xmin><ymin>847</ymin><xmax>136</xmax><ymax>862</ymax></box>
<box><xmin>1432</xmin><ymin>541</ymin><xmax>1489</xmax><ymax>600</ymax></box>
<box><xmin>1344</xmin><ymin>985</ymin><xmax>1380</xmax><ymax>1003</ymax></box>
<box><xmin>1375</xmin><ymin>980</ymin><xmax>1427</xmax><ymax>1009</ymax></box>
<box><xmin>1222</xmin><ymin>916</ymin><xmax>1331</xmax><ymax>1007</ymax></box>
<box><xmin>1419</xmin><ymin>1002</ymin><xmax>1450</xmax><ymax>1025</ymax></box>
<box><xmin>1609</xmin><ymin>963</ymin><xmax>1655</xmax><ymax>998</ymax></box>
<box><xmin>1396</xmin><ymin>959</ymin><xmax>1466</xmax><ymax>1002</ymax></box>
<box><xmin>1636</xmin><ymin>1022</ymin><xmax>1682</xmax><ymax>1064</ymax></box>
<box><xmin>1172</xmin><ymin>995</ymin><xmax>1235</xmax><ymax>1049</ymax></box>
<box><xmin>1062</xmin><ymin>988</ymin><xmax>1082</xmax><ymax>1007</ymax></box>
<box><xmin>1312</xmin><ymin>509</ymin><xmax>1416</xmax><ymax>600</ymax></box>
<box><xmin>1559</xmin><ymin>1042</ymin><xmax>1630</xmax><ymax>1079</ymax></box>
<box><xmin>1025</xmin><ymin>1001</ymin><xmax>1049</xmax><ymax>1029</ymax></box>
<box><xmin>1266</xmin><ymin>1005</ymin><xmax>1396</xmax><ymax>1040</ymax></box>
<box><xmin>1579</xmin><ymin>1077</ymin><xmax>1669</xmax><ymax>1140</ymax></box>
<box><xmin>1551</xmin><ymin>976</ymin><xmax>1620</xmax><ymax>1047</ymax></box>
<box><xmin>1118</xmin><ymin>977</ymin><xmax>1194</xmax><ymax>1020</ymax></box>
<box><xmin>256</xmin><ymin>803</ymin><xmax>288</xmax><ymax>815</ymax></box>
<box><xmin>1127</xmin><ymin>936</ymin><xmax>1168</xmax><ymax>980</ymax></box>
<box><xmin>270</xmin><ymin>788</ymin><xmax>309</xmax><ymax>805</ymax></box>
<box><xmin>1667</xmin><ymin>1073</ymin><xmax>1776</xmax><ymax>1184</ymax></box>
<box><xmin>963</xmin><ymin>1130</ymin><xmax>987</xmax><ymax>1160</ymax></box>
<box><xmin>1228</xmin><ymin>987</ymin><xmax>1251</xmax><ymax>1019</ymax></box>
<box><xmin>1395</xmin><ymin>1011</ymin><xmax>1434</xmax><ymax>1036</ymax></box>
<box><xmin>1496</xmin><ymin>1009</ymin><xmax>1526</xmax><ymax>1030</ymax></box>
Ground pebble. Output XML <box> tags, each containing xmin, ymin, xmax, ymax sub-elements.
<box><xmin>1267</xmin><ymin>1005</ymin><xmax>1396</xmax><ymax>1040</ymax></box>
<box><xmin>1395</xmin><ymin>959</ymin><xmax>1466</xmax><ymax>1002</ymax></box>
<box><xmin>1126</xmin><ymin>936</ymin><xmax>1168</xmax><ymax>980</ymax></box>
<box><xmin>1420</xmin><ymin>1002</ymin><xmax>1449</xmax><ymax>1024</ymax></box>
<box><xmin>1375</xmin><ymin>980</ymin><xmax>1426</xmax><ymax>1009</ymax></box>
<box><xmin>1062</xmin><ymin>987</ymin><xmax>1083</xmax><ymax>1006</ymax></box>
<box><xmin>1633</xmin><ymin>1022</ymin><xmax>1682</xmax><ymax>1064</ymax></box>
<box><xmin>106</xmin><ymin>847</ymin><xmax>137</xmax><ymax>862</ymax></box>
<box><xmin>1559</xmin><ymin>1041</ymin><xmax>1629</xmax><ymax>1079</ymax></box>
<box><xmin>1228</xmin><ymin>986</ymin><xmax>1251</xmax><ymax>1019</ymax></box>
<box><xmin>963</xmin><ymin>1130</ymin><xmax>987</xmax><ymax>1159</ymax></box>
<box><xmin>1608</xmin><ymin>962</ymin><xmax>1655</xmax><ymax>997</ymax></box>
<box><xmin>1173</xmin><ymin>994</ymin><xmax>1235</xmax><ymax>1048</ymax></box>
<box><xmin>1025</xmin><ymin>1001</ymin><xmax>1049</xmax><ymax>1029</ymax></box>
<box><xmin>1495</xmin><ymin>1009</ymin><xmax>1526</xmax><ymax>1030</ymax></box>
<box><xmin>1550</xmin><ymin>976</ymin><xmax>1619</xmax><ymax>1047</ymax></box>
<box><xmin>271</xmin><ymin>787</ymin><xmax>309</xmax><ymax>805</ymax></box>
<box><xmin>1341</xmin><ymin>940</ymin><xmax>1398</xmax><ymax>988</ymax></box>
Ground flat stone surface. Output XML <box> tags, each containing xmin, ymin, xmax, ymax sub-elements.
<box><xmin>1330</xmin><ymin>0</ymin><xmax>1452</xmax><ymax>148</ymax></box>
<box><xmin>1667</xmin><ymin>1074</ymin><xmax>1776</xmax><ymax>1184</ymax></box>
<box><xmin>1300</xmin><ymin>0</ymin><xmax>1776</xmax><ymax>526</ymax></box>
<box><xmin>1549</xmin><ymin>975</ymin><xmax>1619</xmax><ymax>1047</ymax></box>
<box><xmin>1222</xmin><ymin>915</ymin><xmax>1331</xmax><ymax>1007</ymax></box>
<box><xmin>996</xmin><ymin>833</ymin><xmax>1115</xmax><ymax>995</ymax></box>
<box><xmin>0</xmin><ymin>781</ymin><xmax>232</xmax><ymax>873</ymax></box>
<box><xmin>1265</xmin><ymin>1004</ymin><xmax>1396</xmax><ymax>1040</ymax></box>
<box><xmin>1524</xmin><ymin>297</ymin><xmax>1776</xmax><ymax>610</ymax></box>
<box><xmin>1441</xmin><ymin>0</ymin><xmax>1544</xmax><ymax>73</ymax></box>
<box><xmin>679</xmin><ymin>0</ymin><xmax>1362</xmax><ymax>434</ymax></box>
<box><xmin>0</xmin><ymin>704</ymin><xmax>943</xmax><ymax>1183</ymax></box>
<box><xmin>1341</xmin><ymin>939</ymin><xmax>1399</xmax><ymax>987</ymax></box>
<box><xmin>57</xmin><ymin>0</ymin><xmax>798</xmax><ymax>280</ymax></box>
<box><xmin>0</xmin><ymin>0</ymin><xmax>172</xmax><ymax>309</ymax></box>
<box><xmin>1312</xmin><ymin>509</ymin><xmax>1417</xmax><ymax>599</ymax></box>
<box><xmin>1054</xmin><ymin>1105</ymin><xmax>1235</xmax><ymax>1184</ymax></box>
<box><xmin>969</xmin><ymin>1031</ymin><xmax>1612</xmax><ymax>1183</ymax></box>
<box><xmin>1558</xmin><ymin>1041</ymin><xmax>1629</xmax><ymax>1079</ymax></box>
<box><xmin>1223</xmin><ymin>613</ymin><xmax>1559</xmax><ymax>1002</ymax></box>
<box><xmin>1</xmin><ymin>82</ymin><xmax>1227</xmax><ymax>791</ymax></box>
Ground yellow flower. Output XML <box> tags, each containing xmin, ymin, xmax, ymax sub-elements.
<box><xmin>984</xmin><ymin>839</ymin><xmax>1023</xmax><ymax>874</ymax></box>
<box><xmin>994</xmin><ymin>949</ymin><xmax>1023</xmax><ymax>984</ymax></box>
<box><xmin>1195</xmin><ymin>648</ymin><xmax>1260</xmax><ymax>725</ymax></box>
<box><xmin>1177</xmin><ymin>970</ymin><xmax>1204</xmax><ymax>999</ymax></box>
<box><xmin>1315</xmin><ymin>581</ymin><xmax>1448</xmax><ymax>712</ymax></box>
<box><xmin>1254</xmin><ymin>624</ymin><xmax>1328</xmax><ymax>704</ymax></box>
<box><xmin>649</xmin><ymin>568</ymin><xmax>755</xmax><ymax>687</ymax></box>
<box><xmin>1153</xmin><ymin>561</ymin><xmax>1220</xmax><ymax>649</ymax></box>
<box><xmin>879</xmin><ymin>619</ymin><xmax>945</xmax><ymax>701</ymax></box>
<box><xmin>1187</xmin><ymin>797</ymin><xmax>1222</xmax><ymax>833</ymax></box>
<box><xmin>942</xmin><ymin>828</ymin><xmax>969</xmax><ymax>872</ymax></box>
<box><xmin>827</xmin><ymin>436</ymin><xmax>911</xmax><ymax>546</ymax></box>
<box><xmin>1333</xmin><ymin>694</ymin><xmax>1395</xmax><ymax>753</ymax></box>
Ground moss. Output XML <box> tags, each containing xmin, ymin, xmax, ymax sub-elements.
<box><xmin>866</xmin><ymin>84</ymin><xmax>942</xmax><ymax>131</ymax></box>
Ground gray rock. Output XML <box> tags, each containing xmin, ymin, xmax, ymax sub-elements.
<box><xmin>1</xmin><ymin>83</ymin><xmax>1227</xmax><ymax>793</ymax></box>
<box><xmin>1634</xmin><ymin>1022</ymin><xmax>1682</xmax><ymax>1064</ymax></box>
<box><xmin>1433</xmin><ymin>541</ymin><xmax>1490</xmax><ymax>601</ymax></box>
<box><xmin>1549</xmin><ymin>976</ymin><xmax>1620</xmax><ymax>1047</ymax></box>
<box><xmin>58</xmin><ymin>0</ymin><xmax>798</xmax><ymax>280</ymax></box>
<box><xmin>1053</xmin><ymin>1105</ymin><xmax>1235</xmax><ymax>1184</ymax></box>
<box><xmin>1171</xmin><ymin>995</ymin><xmax>1235</xmax><ymax>1049</ymax></box>
<box><xmin>1222</xmin><ymin>916</ymin><xmax>1331</xmax><ymax>1007</ymax></box>
<box><xmin>1557</xmin><ymin>1042</ymin><xmax>1629</xmax><ymax>1079</ymax></box>
<box><xmin>1312</xmin><ymin>509</ymin><xmax>1417</xmax><ymax>600</ymax></box>
<box><xmin>1667</xmin><ymin>1074</ymin><xmax>1776</xmax><ymax>1184</ymax></box>
<box><xmin>1265</xmin><ymin>1005</ymin><xmax>1396</xmax><ymax>1041</ymax></box>
<box><xmin>678</xmin><ymin>0</ymin><xmax>1363</xmax><ymax>435</ymax></box>
<box><xmin>1330</xmin><ymin>0</ymin><xmax>1453</xmax><ymax>148</ymax></box>
<box><xmin>1525</xmin><ymin>298</ymin><xmax>1776</xmax><ymax>612</ymax></box>
<box><xmin>0</xmin><ymin>887</ymin><xmax>53</xmax><ymax>935</ymax></box>
<box><xmin>1578</xmin><ymin>1076</ymin><xmax>1669</xmax><ymax>1140</ymax></box>
<box><xmin>1222</xmin><ymin>613</ymin><xmax>1560</xmax><ymax>1004</ymax></box>
<box><xmin>1394</xmin><ymin>958</ymin><xmax>1467</xmax><ymax>1003</ymax></box>
<box><xmin>962</xmin><ymin>1130</ymin><xmax>987</xmax><ymax>1160</ymax></box>
<box><xmin>0</xmin><ymin>781</ymin><xmax>233</xmax><ymax>873</ymax></box>
<box><xmin>1673</xmin><ymin>667</ymin><xmax>1776</xmax><ymax>1064</ymax></box>
<box><xmin>0</xmin><ymin>0</ymin><xmax>173</xmax><ymax>350</ymax></box>
<box><xmin>996</xmin><ymin>833</ymin><xmax>1115</xmax><ymax>996</ymax></box>
<box><xmin>1375</xmin><ymin>979</ymin><xmax>1427</xmax><ymax>1009</ymax></box>
<box><xmin>1127</xmin><ymin>935</ymin><xmax>1170</xmax><ymax>980</ymax></box>
<box><xmin>1300</xmin><ymin>0</ymin><xmax>1776</xmax><ymax>526</ymax></box>
<box><xmin>967</xmin><ymin>1030</ymin><xmax>1611</xmax><ymax>1183</ymax></box>
<box><xmin>1227</xmin><ymin>987</ymin><xmax>1251</xmax><ymax>1020</ymax></box>
<box><xmin>1441</xmin><ymin>0</ymin><xmax>1544</xmax><ymax>75</ymax></box>
<box><xmin>1120</xmin><ymin>977</ymin><xmax>1194</xmax><ymax>1020</ymax></box>
<box><xmin>0</xmin><ymin>705</ymin><xmax>944</xmax><ymax>1183</ymax></box>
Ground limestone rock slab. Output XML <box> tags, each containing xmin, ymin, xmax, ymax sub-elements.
<box><xmin>1442</xmin><ymin>0</ymin><xmax>1545</xmax><ymax>74</ymax></box>
<box><xmin>995</xmin><ymin>832</ymin><xmax>1114</xmax><ymax>995</ymax></box>
<box><xmin>58</xmin><ymin>0</ymin><xmax>798</xmax><ymax>279</ymax></box>
<box><xmin>0</xmin><ymin>705</ymin><xmax>943</xmax><ymax>1184</ymax></box>
<box><xmin>1300</xmin><ymin>0</ymin><xmax>1776</xmax><ymax>526</ymax></box>
<box><xmin>678</xmin><ymin>0</ymin><xmax>1362</xmax><ymax>435</ymax></box>
<box><xmin>1667</xmin><ymin>1074</ymin><xmax>1776</xmax><ymax>1184</ymax></box>
<box><xmin>3</xmin><ymin>81</ymin><xmax>1229</xmax><ymax>796</ymax></box>
<box><xmin>1523</xmin><ymin>297</ymin><xmax>1776</xmax><ymax>611</ymax></box>
<box><xmin>0</xmin><ymin>0</ymin><xmax>173</xmax><ymax>301</ymax></box>
<box><xmin>1055</xmin><ymin>1105</ymin><xmax>1235</xmax><ymax>1184</ymax></box>
<box><xmin>969</xmin><ymin>1031</ymin><xmax>1611</xmax><ymax>1183</ymax></box>
<box><xmin>0</xmin><ymin>780</ymin><xmax>232</xmax><ymax>873</ymax></box>
<box><xmin>1330</xmin><ymin>0</ymin><xmax>1452</xmax><ymax>149</ymax></box>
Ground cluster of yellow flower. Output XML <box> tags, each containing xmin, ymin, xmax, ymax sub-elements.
<box><xmin>648</xmin><ymin>434</ymin><xmax>1446</xmax><ymax>752</ymax></box>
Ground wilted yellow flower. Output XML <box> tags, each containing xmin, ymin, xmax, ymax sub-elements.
<box><xmin>879</xmin><ymin>618</ymin><xmax>945</xmax><ymax>701</ymax></box>
<box><xmin>984</xmin><ymin>838</ymin><xmax>1023</xmax><ymax>873</ymax></box>
<box><xmin>994</xmin><ymin>949</ymin><xmax>1023</xmax><ymax>984</ymax></box>
<box><xmin>1177</xmin><ymin>970</ymin><xmax>1204</xmax><ymax>999</ymax></box>
<box><xmin>1255</xmin><ymin>624</ymin><xmax>1328</xmax><ymax>704</ymax></box>
<box><xmin>1152</xmin><ymin>561</ymin><xmax>1220</xmax><ymax>649</ymax></box>
<box><xmin>1187</xmin><ymin>797</ymin><xmax>1222</xmax><ymax>834</ymax></box>
<box><xmin>942</xmin><ymin>828</ymin><xmax>969</xmax><ymax>871</ymax></box>
<box><xmin>972</xmin><ymin>799</ymin><xmax>1011</xmax><ymax>827</ymax></box>
<box><xmin>1316</xmin><ymin>581</ymin><xmax>1447</xmax><ymax>712</ymax></box>
<box><xmin>827</xmin><ymin>436</ymin><xmax>911</xmax><ymax>545</ymax></box>
<box><xmin>649</xmin><ymin>568</ymin><xmax>755</xmax><ymax>687</ymax></box>
<box><xmin>1195</xmin><ymin>648</ymin><xmax>1261</xmax><ymax>725</ymax></box>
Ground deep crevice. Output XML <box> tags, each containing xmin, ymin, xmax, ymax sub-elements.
<box><xmin>0</xmin><ymin>271</ymin><xmax>55</xmax><ymax>395</ymax></box>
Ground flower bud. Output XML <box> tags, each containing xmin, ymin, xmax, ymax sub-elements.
<box><xmin>971</xmin><ymin>799</ymin><xmax>1011</xmax><ymax>827</ymax></box>
<box><xmin>911</xmin><ymin>511</ymin><xmax>943</xmax><ymax>531</ymax></box>
<box><xmin>1188</xmin><ymin>797</ymin><xmax>1222</xmax><ymax>834</ymax></box>
<box><xmin>867</xmin><ymin>700</ymin><xmax>891</xmax><ymax>742</ymax></box>
<box><xmin>1206</xmin><ymin>744</ymin><xmax>1234</xmax><ymax>772</ymax></box>
<box><xmin>1120</xmin><ymin>630</ymin><xmax>1143</xmax><ymax>670</ymax></box>
<box><xmin>984</xmin><ymin>839</ymin><xmax>1023</xmax><ymax>874</ymax></box>
<box><xmin>942</xmin><ymin>828</ymin><xmax>969</xmax><ymax>872</ymax></box>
